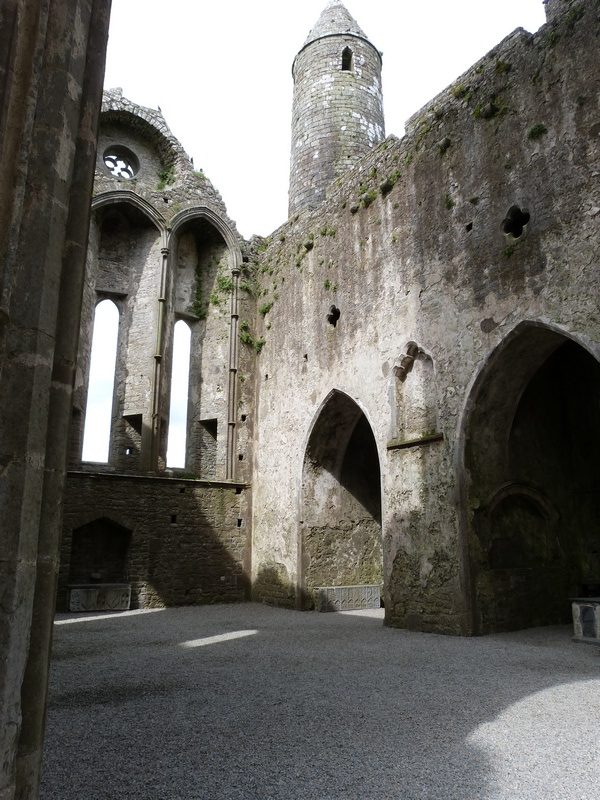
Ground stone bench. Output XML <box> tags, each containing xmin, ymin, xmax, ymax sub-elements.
<box><xmin>571</xmin><ymin>597</ymin><xmax>600</xmax><ymax>645</ymax></box>
<box><xmin>68</xmin><ymin>583</ymin><xmax>131</xmax><ymax>612</ymax></box>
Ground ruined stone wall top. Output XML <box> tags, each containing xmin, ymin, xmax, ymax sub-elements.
<box><xmin>95</xmin><ymin>89</ymin><xmax>241</xmax><ymax>240</ymax></box>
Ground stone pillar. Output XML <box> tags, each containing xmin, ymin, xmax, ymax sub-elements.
<box><xmin>0</xmin><ymin>1</ymin><xmax>111</xmax><ymax>798</ymax></box>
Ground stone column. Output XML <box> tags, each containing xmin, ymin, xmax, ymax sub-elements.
<box><xmin>0</xmin><ymin>1</ymin><xmax>111</xmax><ymax>798</ymax></box>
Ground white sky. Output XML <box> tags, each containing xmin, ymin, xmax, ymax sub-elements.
<box><xmin>104</xmin><ymin>0</ymin><xmax>547</xmax><ymax>240</ymax></box>
<box><xmin>82</xmin><ymin>300</ymin><xmax>119</xmax><ymax>462</ymax></box>
<box><xmin>166</xmin><ymin>321</ymin><xmax>191</xmax><ymax>468</ymax></box>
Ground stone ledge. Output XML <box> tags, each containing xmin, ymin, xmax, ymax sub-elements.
<box><xmin>68</xmin><ymin>470</ymin><xmax>249</xmax><ymax>489</ymax></box>
<box><xmin>386</xmin><ymin>432</ymin><xmax>444</xmax><ymax>451</ymax></box>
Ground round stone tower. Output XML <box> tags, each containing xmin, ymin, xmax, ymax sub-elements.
<box><xmin>288</xmin><ymin>0</ymin><xmax>385</xmax><ymax>216</ymax></box>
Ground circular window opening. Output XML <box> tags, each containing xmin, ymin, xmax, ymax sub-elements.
<box><xmin>103</xmin><ymin>146</ymin><xmax>139</xmax><ymax>180</ymax></box>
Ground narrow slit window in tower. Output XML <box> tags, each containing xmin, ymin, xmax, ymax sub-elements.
<box><xmin>342</xmin><ymin>47</ymin><xmax>353</xmax><ymax>72</ymax></box>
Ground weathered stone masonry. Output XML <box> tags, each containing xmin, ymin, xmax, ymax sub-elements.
<box><xmin>60</xmin><ymin>474</ymin><xmax>250</xmax><ymax>610</ymax></box>
<box><xmin>58</xmin><ymin>1</ymin><xmax>599</xmax><ymax>636</ymax></box>
<box><xmin>289</xmin><ymin>1</ymin><xmax>384</xmax><ymax>215</ymax></box>
<box><xmin>250</xmin><ymin>0</ymin><xmax>600</xmax><ymax>634</ymax></box>
<box><xmin>60</xmin><ymin>90</ymin><xmax>255</xmax><ymax>612</ymax></box>
<box><xmin>0</xmin><ymin>1</ymin><xmax>598</xmax><ymax>794</ymax></box>
<box><xmin>60</xmin><ymin>0</ymin><xmax>600</xmax><ymax>637</ymax></box>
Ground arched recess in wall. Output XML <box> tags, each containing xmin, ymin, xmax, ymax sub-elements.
<box><xmin>81</xmin><ymin>299</ymin><xmax>120</xmax><ymax>463</ymax></box>
<box><xmin>167</xmin><ymin>209</ymin><xmax>242</xmax><ymax>480</ymax></box>
<box><xmin>69</xmin><ymin>517</ymin><xmax>132</xmax><ymax>584</ymax></box>
<box><xmin>391</xmin><ymin>342</ymin><xmax>439</xmax><ymax>441</ymax></box>
<box><xmin>91</xmin><ymin>190</ymin><xmax>167</xmax><ymax>233</ymax></box>
<box><xmin>166</xmin><ymin>320</ymin><xmax>191</xmax><ymax>468</ymax></box>
<box><xmin>458</xmin><ymin>321</ymin><xmax>600</xmax><ymax>634</ymax></box>
<box><xmin>300</xmin><ymin>390</ymin><xmax>383</xmax><ymax>609</ymax></box>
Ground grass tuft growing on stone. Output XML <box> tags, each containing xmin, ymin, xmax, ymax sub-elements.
<box><xmin>380</xmin><ymin>170</ymin><xmax>401</xmax><ymax>196</ymax></box>
<box><xmin>360</xmin><ymin>189</ymin><xmax>378</xmax><ymax>209</ymax></box>
<box><xmin>157</xmin><ymin>166</ymin><xmax>175</xmax><ymax>190</ymax></box>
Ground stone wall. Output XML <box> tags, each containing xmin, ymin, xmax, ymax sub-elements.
<box><xmin>67</xmin><ymin>91</ymin><xmax>253</xmax><ymax>480</ymax></box>
<box><xmin>59</xmin><ymin>473</ymin><xmax>251</xmax><ymax>610</ymax></box>
<box><xmin>63</xmin><ymin>92</ymin><xmax>256</xmax><ymax>627</ymax></box>
<box><xmin>97</xmin><ymin>89</ymin><xmax>234</xmax><ymax>225</ymax></box>
<box><xmin>251</xmin><ymin>1</ymin><xmax>600</xmax><ymax>634</ymax></box>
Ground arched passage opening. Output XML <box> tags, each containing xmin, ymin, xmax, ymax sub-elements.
<box><xmin>300</xmin><ymin>391</ymin><xmax>383</xmax><ymax>609</ymax></box>
<box><xmin>462</xmin><ymin>324</ymin><xmax>600</xmax><ymax>633</ymax></box>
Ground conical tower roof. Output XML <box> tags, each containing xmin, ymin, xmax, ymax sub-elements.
<box><xmin>303</xmin><ymin>1</ymin><xmax>369</xmax><ymax>47</ymax></box>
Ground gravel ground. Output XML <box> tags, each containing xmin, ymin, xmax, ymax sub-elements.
<box><xmin>41</xmin><ymin>603</ymin><xmax>600</xmax><ymax>800</ymax></box>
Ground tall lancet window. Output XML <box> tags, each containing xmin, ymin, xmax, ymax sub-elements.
<box><xmin>167</xmin><ymin>320</ymin><xmax>192</xmax><ymax>468</ymax></box>
<box><xmin>341</xmin><ymin>47</ymin><xmax>353</xmax><ymax>72</ymax></box>
<box><xmin>82</xmin><ymin>299</ymin><xmax>119</xmax><ymax>463</ymax></box>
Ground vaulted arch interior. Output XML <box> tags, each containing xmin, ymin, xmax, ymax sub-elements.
<box><xmin>301</xmin><ymin>392</ymin><xmax>382</xmax><ymax>606</ymax></box>
<box><xmin>465</xmin><ymin>328</ymin><xmax>600</xmax><ymax>633</ymax></box>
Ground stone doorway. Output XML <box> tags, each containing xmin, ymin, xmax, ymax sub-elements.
<box><xmin>300</xmin><ymin>391</ymin><xmax>383</xmax><ymax>609</ymax></box>
<box><xmin>462</xmin><ymin>324</ymin><xmax>600</xmax><ymax>633</ymax></box>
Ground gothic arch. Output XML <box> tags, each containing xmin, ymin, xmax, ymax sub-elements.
<box><xmin>169</xmin><ymin>207</ymin><xmax>242</xmax><ymax>270</ymax></box>
<box><xmin>299</xmin><ymin>390</ymin><xmax>383</xmax><ymax>608</ymax></box>
<box><xmin>81</xmin><ymin>298</ymin><xmax>120</xmax><ymax>463</ymax></box>
<box><xmin>456</xmin><ymin>320</ymin><xmax>600</xmax><ymax>634</ymax></box>
<box><xmin>166</xmin><ymin>319</ymin><xmax>192</xmax><ymax>469</ymax></box>
<box><xmin>92</xmin><ymin>190</ymin><xmax>168</xmax><ymax>238</ymax></box>
<box><xmin>168</xmin><ymin>208</ymin><xmax>242</xmax><ymax>480</ymax></box>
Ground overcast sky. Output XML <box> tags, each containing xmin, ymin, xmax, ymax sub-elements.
<box><xmin>104</xmin><ymin>0</ymin><xmax>547</xmax><ymax>239</ymax></box>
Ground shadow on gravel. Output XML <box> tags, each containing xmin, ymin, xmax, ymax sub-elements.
<box><xmin>41</xmin><ymin>605</ymin><xmax>600</xmax><ymax>800</ymax></box>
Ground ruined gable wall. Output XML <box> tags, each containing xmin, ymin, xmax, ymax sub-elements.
<box><xmin>250</xmin><ymin>1</ymin><xmax>600</xmax><ymax>632</ymax></box>
<box><xmin>69</xmin><ymin>93</ymin><xmax>254</xmax><ymax>477</ymax></box>
<box><xmin>62</xmin><ymin>93</ymin><xmax>256</xmax><ymax>613</ymax></box>
<box><xmin>96</xmin><ymin>91</ymin><xmax>235</xmax><ymax>227</ymax></box>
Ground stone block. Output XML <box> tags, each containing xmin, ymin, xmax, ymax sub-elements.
<box><xmin>315</xmin><ymin>584</ymin><xmax>381</xmax><ymax>612</ymax></box>
<box><xmin>68</xmin><ymin>584</ymin><xmax>131</xmax><ymax>612</ymax></box>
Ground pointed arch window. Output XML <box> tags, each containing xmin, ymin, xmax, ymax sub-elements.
<box><xmin>82</xmin><ymin>299</ymin><xmax>119</xmax><ymax>463</ymax></box>
<box><xmin>342</xmin><ymin>47</ymin><xmax>354</xmax><ymax>72</ymax></box>
<box><xmin>167</xmin><ymin>320</ymin><xmax>192</xmax><ymax>468</ymax></box>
